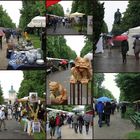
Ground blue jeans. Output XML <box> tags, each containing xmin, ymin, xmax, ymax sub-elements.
<box><xmin>56</xmin><ymin>126</ymin><xmax>61</xmax><ymax>138</ymax></box>
<box><xmin>98</xmin><ymin>113</ymin><xmax>103</xmax><ymax>127</ymax></box>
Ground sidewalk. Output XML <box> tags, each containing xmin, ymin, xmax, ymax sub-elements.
<box><xmin>47</xmin><ymin>124</ymin><xmax>93</xmax><ymax>139</ymax></box>
<box><xmin>0</xmin><ymin>119</ymin><xmax>32</xmax><ymax>139</ymax></box>
<box><xmin>94</xmin><ymin>112</ymin><xmax>135</xmax><ymax>139</ymax></box>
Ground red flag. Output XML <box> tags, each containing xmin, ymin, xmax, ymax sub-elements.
<box><xmin>46</xmin><ymin>0</ymin><xmax>61</xmax><ymax>8</ymax></box>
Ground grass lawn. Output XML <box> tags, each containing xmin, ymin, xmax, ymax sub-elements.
<box><xmin>126</xmin><ymin>131</ymin><xmax>140</xmax><ymax>139</ymax></box>
<box><xmin>33</xmin><ymin>132</ymin><xmax>46</xmax><ymax>140</ymax></box>
<box><xmin>29</xmin><ymin>34</ymin><xmax>41</xmax><ymax>49</ymax></box>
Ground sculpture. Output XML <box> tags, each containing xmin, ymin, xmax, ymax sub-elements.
<box><xmin>114</xmin><ymin>9</ymin><xmax>122</xmax><ymax>25</ymax></box>
<box><xmin>70</xmin><ymin>57</ymin><xmax>92</xmax><ymax>84</ymax></box>
<box><xmin>49</xmin><ymin>81</ymin><xmax>68</xmax><ymax>104</ymax></box>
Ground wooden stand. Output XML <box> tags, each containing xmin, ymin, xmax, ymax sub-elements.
<box><xmin>70</xmin><ymin>82</ymin><xmax>89</xmax><ymax>104</ymax></box>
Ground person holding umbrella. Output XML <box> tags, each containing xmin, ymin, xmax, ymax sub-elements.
<box><xmin>96</xmin><ymin>101</ymin><xmax>104</xmax><ymax>127</ymax></box>
<box><xmin>121</xmin><ymin>39</ymin><xmax>129</xmax><ymax>64</ymax></box>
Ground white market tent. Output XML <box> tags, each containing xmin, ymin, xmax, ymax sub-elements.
<box><xmin>84</xmin><ymin>52</ymin><xmax>93</xmax><ymax>60</ymax></box>
<box><xmin>27</xmin><ymin>16</ymin><xmax>46</xmax><ymax>28</ymax></box>
<box><xmin>128</xmin><ymin>26</ymin><xmax>140</xmax><ymax>55</ymax></box>
<box><xmin>95</xmin><ymin>36</ymin><xmax>104</xmax><ymax>53</ymax></box>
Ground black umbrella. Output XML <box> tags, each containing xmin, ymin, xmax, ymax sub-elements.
<box><xmin>132</xmin><ymin>34</ymin><xmax>140</xmax><ymax>38</ymax></box>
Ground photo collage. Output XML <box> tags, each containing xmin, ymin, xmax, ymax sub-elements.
<box><xmin>0</xmin><ymin>0</ymin><xmax>140</xmax><ymax>140</ymax></box>
<box><xmin>0</xmin><ymin>0</ymin><xmax>93</xmax><ymax>140</ymax></box>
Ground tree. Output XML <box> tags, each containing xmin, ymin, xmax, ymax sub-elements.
<box><xmin>118</xmin><ymin>1</ymin><xmax>140</xmax><ymax>33</ymax></box>
<box><xmin>18</xmin><ymin>71</ymin><xmax>46</xmax><ymax>98</ymax></box>
<box><xmin>80</xmin><ymin>38</ymin><xmax>92</xmax><ymax>57</ymax></box>
<box><xmin>115</xmin><ymin>73</ymin><xmax>140</xmax><ymax>102</ymax></box>
<box><xmin>0</xmin><ymin>84</ymin><xmax>4</xmax><ymax>104</ymax></box>
<box><xmin>93</xmin><ymin>1</ymin><xmax>104</xmax><ymax>49</ymax></box>
<box><xmin>47</xmin><ymin>4</ymin><xmax>64</xmax><ymax>16</ymax></box>
<box><xmin>0</xmin><ymin>5</ymin><xmax>15</xmax><ymax>28</ymax></box>
<box><xmin>19</xmin><ymin>0</ymin><xmax>46</xmax><ymax>29</ymax></box>
<box><xmin>47</xmin><ymin>36</ymin><xmax>77</xmax><ymax>60</ymax></box>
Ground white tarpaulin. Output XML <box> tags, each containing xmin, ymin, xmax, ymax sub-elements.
<box><xmin>128</xmin><ymin>26</ymin><xmax>140</xmax><ymax>55</ymax></box>
<box><xmin>27</xmin><ymin>16</ymin><xmax>46</xmax><ymax>27</ymax></box>
<box><xmin>87</xmin><ymin>16</ymin><xmax>93</xmax><ymax>35</ymax></box>
<box><xmin>95</xmin><ymin>36</ymin><xmax>104</xmax><ymax>53</ymax></box>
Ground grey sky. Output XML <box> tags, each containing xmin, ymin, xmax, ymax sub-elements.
<box><xmin>0</xmin><ymin>71</ymin><xmax>23</xmax><ymax>99</ymax></box>
<box><xmin>0</xmin><ymin>1</ymin><xmax>22</xmax><ymax>27</ymax></box>
<box><xmin>102</xmin><ymin>73</ymin><xmax>120</xmax><ymax>102</ymax></box>
<box><xmin>100</xmin><ymin>1</ymin><xmax>128</xmax><ymax>32</ymax></box>
<box><xmin>64</xmin><ymin>35</ymin><xmax>86</xmax><ymax>56</ymax></box>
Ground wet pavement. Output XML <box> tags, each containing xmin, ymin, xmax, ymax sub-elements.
<box><xmin>94</xmin><ymin>112</ymin><xmax>135</xmax><ymax>139</ymax></box>
<box><xmin>94</xmin><ymin>47</ymin><xmax>140</xmax><ymax>72</ymax></box>
<box><xmin>47</xmin><ymin>23</ymin><xmax>84</xmax><ymax>35</ymax></box>
<box><xmin>0</xmin><ymin>119</ymin><xmax>32</xmax><ymax>139</ymax></box>
<box><xmin>0</xmin><ymin>39</ymin><xmax>8</xmax><ymax>69</ymax></box>
<box><xmin>46</xmin><ymin>124</ymin><xmax>93</xmax><ymax>139</ymax></box>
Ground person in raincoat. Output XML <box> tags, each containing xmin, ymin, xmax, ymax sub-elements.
<box><xmin>133</xmin><ymin>37</ymin><xmax>140</xmax><ymax>61</ymax></box>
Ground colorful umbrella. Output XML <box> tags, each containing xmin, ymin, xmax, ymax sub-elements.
<box><xmin>113</xmin><ymin>35</ymin><xmax>128</xmax><ymax>41</ymax></box>
<box><xmin>46</xmin><ymin>0</ymin><xmax>61</xmax><ymax>8</ymax></box>
<box><xmin>97</xmin><ymin>96</ymin><xmax>111</xmax><ymax>102</ymax></box>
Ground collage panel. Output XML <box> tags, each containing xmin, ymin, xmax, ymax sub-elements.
<box><xmin>94</xmin><ymin>1</ymin><xmax>140</xmax><ymax>73</ymax></box>
<box><xmin>93</xmin><ymin>73</ymin><xmax>140</xmax><ymax>139</ymax></box>
<box><xmin>0</xmin><ymin>0</ymin><xmax>47</xmax><ymax>70</ymax></box>
<box><xmin>46</xmin><ymin>0</ymin><xmax>93</xmax><ymax>35</ymax></box>
<box><xmin>0</xmin><ymin>70</ymin><xmax>46</xmax><ymax>139</ymax></box>
<box><xmin>46</xmin><ymin>35</ymin><xmax>93</xmax><ymax>105</ymax></box>
<box><xmin>46</xmin><ymin>105</ymin><xmax>93</xmax><ymax>139</ymax></box>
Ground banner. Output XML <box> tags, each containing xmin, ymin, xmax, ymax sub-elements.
<box><xmin>32</xmin><ymin>121</ymin><xmax>41</xmax><ymax>133</ymax></box>
<box><xmin>87</xmin><ymin>16</ymin><xmax>93</xmax><ymax>35</ymax></box>
<box><xmin>46</xmin><ymin>0</ymin><xmax>61</xmax><ymax>8</ymax></box>
<box><xmin>29</xmin><ymin>92</ymin><xmax>38</xmax><ymax>103</ymax></box>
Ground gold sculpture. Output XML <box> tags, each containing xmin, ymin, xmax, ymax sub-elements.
<box><xmin>70</xmin><ymin>57</ymin><xmax>92</xmax><ymax>84</ymax></box>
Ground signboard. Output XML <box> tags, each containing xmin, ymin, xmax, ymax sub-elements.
<box><xmin>32</xmin><ymin>121</ymin><xmax>40</xmax><ymax>133</ymax></box>
<box><xmin>29</xmin><ymin>92</ymin><xmax>38</xmax><ymax>103</ymax></box>
<box><xmin>87</xmin><ymin>16</ymin><xmax>93</xmax><ymax>35</ymax></box>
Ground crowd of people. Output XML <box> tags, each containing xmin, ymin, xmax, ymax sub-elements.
<box><xmin>95</xmin><ymin>101</ymin><xmax>127</xmax><ymax>127</ymax></box>
<box><xmin>47</xmin><ymin>112</ymin><xmax>92</xmax><ymax>139</ymax></box>
<box><xmin>0</xmin><ymin>101</ymin><xmax>46</xmax><ymax>135</ymax></box>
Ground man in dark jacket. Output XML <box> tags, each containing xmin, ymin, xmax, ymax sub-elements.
<box><xmin>104</xmin><ymin>102</ymin><xmax>112</xmax><ymax>126</ymax></box>
<box><xmin>49</xmin><ymin>116</ymin><xmax>56</xmax><ymax>139</ymax></box>
<box><xmin>96</xmin><ymin>101</ymin><xmax>104</xmax><ymax>127</ymax></box>
<box><xmin>78</xmin><ymin>115</ymin><xmax>84</xmax><ymax>134</ymax></box>
<box><xmin>121</xmin><ymin>40</ymin><xmax>129</xmax><ymax>64</ymax></box>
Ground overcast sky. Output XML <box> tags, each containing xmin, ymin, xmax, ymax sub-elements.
<box><xmin>0</xmin><ymin>71</ymin><xmax>23</xmax><ymax>99</ymax></box>
<box><xmin>100</xmin><ymin>1</ymin><xmax>128</xmax><ymax>32</ymax></box>
<box><xmin>102</xmin><ymin>73</ymin><xmax>120</xmax><ymax>102</ymax></box>
<box><xmin>64</xmin><ymin>35</ymin><xmax>86</xmax><ymax>56</ymax></box>
<box><xmin>59</xmin><ymin>1</ymin><xmax>73</xmax><ymax>14</ymax></box>
<box><xmin>0</xmin><ymin>1</ymin><xmax>22</xmax><ymax>27</ymax></box>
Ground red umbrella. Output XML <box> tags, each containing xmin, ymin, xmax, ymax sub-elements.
<box><xmin>60</xmin><ymin>59</ymin><xmax>67</xmax><ymax>65</ymax></box>
<box><xmin>46</xmin><ymin>0</ymin><xmax>61</xmax><ymax>8</ymax></box>
<box><xmin>113</xmin><ymin>35</ymin><xmax>128</xmax><ymax>41</ymax></box>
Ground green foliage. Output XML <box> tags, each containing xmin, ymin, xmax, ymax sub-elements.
<box><xmin>94</xmin><ymin>73</ymin><xmax>115</xmax><ymax>99</ymax></box>
<box><xmin>0</xmin><ymin>84</ymin><xmax>4</xmax><ymax>104</ymax></box>
<box><xmin>47</xmin><ymin>36</ymin><xmax>77</xmax><ymax>60</ymax></box>
<box><xmin>93</xmin><ymin>1</ymin><xmax>104</xmax><ymax>47</ymax></box>
<box><xmin>126</xmin><ymin>131</ymin><xmax>140</xmax><ymax>139</ymax></box>
<box><xmin>71</xmin><ymin>0</ymin><xmax>93</xmax><ymax>15</ymax></box>
<box><xmin>19</xmin><ymin>1</ymin><xmax>46</xmax><ymax>29</ymax></box>
<box><xmin>33</xmin><ymin>132</ymin><xmax>45</xmax><ymax>140</ymax></box>
<box><xmin>47</xmin><ymin>105</ymin><xmax>75</xmax><ymax>112</ymax></box>
<box><xmin>18</xmin><ymin>71</ymin><xmax>46</xmax><ymax>98</ymax></box>
<box><xmin>117</xmin><ymin>1</ymin><xmax>140</xmax><ymax>33</ymax></box>
<box><xmin>102</xmin><ymin>21</ymin><xmax>108</xmax><ymax>33</ymax></box>
<box><xmin>29</xmin><ymin>34</ymin><xmax>41</xmax><ymax>49</ymax></box>
<box><xmin>0</xmin><ymin>5</ymin><xmax>15</xmax><ymax>28</ymax></box>
<box><xmin>80</xmin><ymin>38</ymin><xmax>92</xmax><ymax>57</ymax></box>
<box><xmin>115</xmin><ymin>73</ymin><xmax>140</xmax><ymax>102</ymax></box>
<box><xmin>47</xmin><ymin>4</ymin><xmax>64</xmax><ymax>16</ymax></box>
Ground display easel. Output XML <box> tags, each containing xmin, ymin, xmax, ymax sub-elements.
<box><xmin>70</xmin><ymin>81</ymin><xmax>89</xmax><ymax>105</ymax></box>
